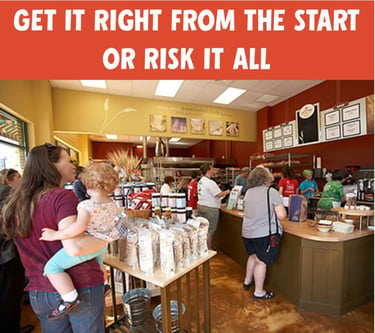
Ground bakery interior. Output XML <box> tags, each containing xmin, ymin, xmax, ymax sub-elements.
<box><xmin>1</xmin><ymin>79</ymin><xmax>374</xmax><ymax>332</ymax></box>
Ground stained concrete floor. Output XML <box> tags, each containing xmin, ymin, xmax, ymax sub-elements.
<box><xmin>22</xmin><ymin>252</ymin><xmax>374</xmax><ymax>332</ymax></box>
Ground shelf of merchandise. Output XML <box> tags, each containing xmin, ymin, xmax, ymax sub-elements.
<box><xmin>225</xmin><ymin>167</ymin><xmax>246</xmax><ymax>187</ymax></box>
<box><xmin>151</xmin><ymin>157</ymin><xmax>214</xmax><ymax>189</ymax></box>
<box><xmin>249</xmin><ymin>153</ymin><xmax>316</xmax><ymax>177</ymax></box>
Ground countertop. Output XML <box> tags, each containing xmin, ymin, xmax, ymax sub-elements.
<box><xmin>220</xmin><ymin>205</ymin><xmax>374</xmax><ymax>242</ymax></box>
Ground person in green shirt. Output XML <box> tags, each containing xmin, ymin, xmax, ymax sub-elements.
<box><xmin>317</xmin><ymin>170</ymin><xmax>348</xmax><ymax>210</ymax></box>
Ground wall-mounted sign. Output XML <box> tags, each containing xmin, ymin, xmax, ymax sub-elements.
<box><xmin>342</xmin><ymin>103</ymin><xmax>360</xmax><ymax>122</ymax></box>
<box><xmin>262</xmin><ymin>120</ymin><xmax>295</xmax><ymax>152</ymax></box>
<box><xmin>296</xmin><ymin>103</ymin><xmax>320</xmax><ymax>145</ymax></box>
<box><xmin>321</xmin><ymin>96</ymin><xmax>368</xmax><ymax>142</ymax></box>
<box><xmin>325</xmin><ymin>125</ymin><xmax>341</xmax><ymax>140</ymax></box>
<box><xmin>273</xmin><ymin>126</ymin><xmax>282</xmax><ymax>138</ymax></box>
<box><xmin>343</xmin><ymin>120</ymin><xmax>361</xmax><ymax>137</ymax></box>
<box><xmin>324</xmin><ymin>109</ymin><xmax>340</xmax><ymax>126</ymax></box>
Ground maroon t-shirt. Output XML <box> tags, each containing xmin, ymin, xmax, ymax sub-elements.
<box><xmin>15</xmin><ymin>188</ymin><xmax>104</xmax><ymax>292</ymax></box>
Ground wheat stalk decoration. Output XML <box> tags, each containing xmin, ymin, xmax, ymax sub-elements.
<box><xmin>107</xmin><ymin>149</ymin><xmax>142</xmax><ymax>181</ymax></box>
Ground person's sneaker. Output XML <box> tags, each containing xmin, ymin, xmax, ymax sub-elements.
<box><xmin>104</xmin><ymin>284</ymin><xmax>112</xmax><ymax>297</ymax></box>
<box><xmin>47</xmin><ymin>297</ymin><xmax>81</xmax><ymax>321</ymax></box>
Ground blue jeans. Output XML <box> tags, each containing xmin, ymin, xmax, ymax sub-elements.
<box><xmin>29</xmin><ymin>284</ymin><xmax>105</xmax><ymax>332</ymax></box>
<box><xmin>44</xmin><ymin>246</ymin><xmax>106</xmax><ymax>275</ymax></box>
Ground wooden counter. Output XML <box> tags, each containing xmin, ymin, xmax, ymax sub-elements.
<box><xmin>214</xmin><ymin>205</ymin><xmax>374</xmax><ymax>316</ymax></box>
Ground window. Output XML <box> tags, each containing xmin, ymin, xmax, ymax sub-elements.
<box><xmin>0</xmin><ymin>109</ymin><xmax>28</xmax><ymax>172</ymax></box>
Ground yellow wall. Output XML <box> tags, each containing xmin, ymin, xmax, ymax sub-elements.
<box><xmin>1</xmin><ymin>80</ymin><xmax>257</xmax><ymax>165</ymax></box>
<box><xmin>54</xmin><ymin>132</ymin><xmax>90</xmax><ymax>165</ymax></box>
<box><xmin>0</xmin><ymin>80</ymin><xmax>53</xmax><ymax>147</ymax></box>
<box><xmin>51</xmin><ymin>88</ymin><xmax>257</xmax><ymax>142</ymax></box>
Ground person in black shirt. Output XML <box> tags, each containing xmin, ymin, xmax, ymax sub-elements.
<box><xmin>0</xmin><ymin>168</ymin><xmax>34</xmax><ymax>333</ymax></box>
<box><xmin>72</xmin><ymin>166</ymin><xmax>89</xmax><ymax>202</ymax></box>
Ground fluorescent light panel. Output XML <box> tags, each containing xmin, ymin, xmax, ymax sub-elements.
<box><xmin>256</xmin><ymin>94</ymin><xmax>279</xmax><ymax>103</ymax></box>
<box><xmin>214</xmin><ymin>87</ymin><xmax>246</xmax><ymax>104</ymax></box>
<box><xmin>155</xmin><ymin>80</ymin><xmax>184</xmax><ymax>97</ymax></box>
<box><xmin>169</xmin><ymin>137</ymin><xmax>181</xmax><ymax>142</ymax></box>
<box><xmin>80</xmin><ymin>80</ymin><xmax>107</xmax><ymax>89</ymax></box>
<box><xmin>105</xmin><ymin>134</ymin><xmax>118</xmax><ymax>140</ymax></box>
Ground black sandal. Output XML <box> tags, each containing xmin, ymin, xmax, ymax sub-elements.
<box><xmin>243</xmin><ymin>281</ymin><xmax>254</xmax><ymax>290</ymax></box>
<box><xmin>253</xmin><ymin>291</ymin><xmax>274</xmax><ymax>300</ymax></box>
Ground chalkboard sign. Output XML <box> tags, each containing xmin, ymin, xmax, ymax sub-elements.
<box><xmin>296</xmin><ymin>103</ymin><xmax>320</xmax><ymax>145</ymax></box>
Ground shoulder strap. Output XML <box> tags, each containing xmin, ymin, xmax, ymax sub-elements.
<box><xmin>267</xmin><ymin>187</ymin><xmax>279</xmax><ymax>236</ymax></box>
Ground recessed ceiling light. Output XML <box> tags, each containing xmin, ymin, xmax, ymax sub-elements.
<box><xmin>155</xmin><ymin>80</ymin><xmax>184</xmax><ymax>97</ymax></box>
<box><xmin>105</xmin><ymin>134</ymin><xmax>118</xmax><ymax>140</ymax></box>
<box><xmin>169</xmin><ymin>137</ymin><xmax>181</xmax><ymax>142</ymax></box>
<box><xmin>136</xmin><ymin>145</ymin><xmax>143</xmax><ymax>148</ymax></box>
<box><xmin>256</xmin><ymin>94</ymin><xmax>279</xmax><ymax>103</ymax></box>
<box><xmin>213</xmin><ymin>87</ymin><xmax>246</xmax><ymax>104</ymax></box>
<box><xmin>80</xmin><ymin>80</ymin><xmax>107</xmax><ymax>89</ymax></box>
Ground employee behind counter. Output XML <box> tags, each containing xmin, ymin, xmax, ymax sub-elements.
<box><xmin>317</xmin><ymin>170</ymin><xmax>348</xmax><ymax>210</ymax></box>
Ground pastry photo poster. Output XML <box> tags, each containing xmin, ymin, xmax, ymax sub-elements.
<box><xmin>0</xmin><ymin>1</ymin><xmax>373</xmax><ymax>80</ymax></box>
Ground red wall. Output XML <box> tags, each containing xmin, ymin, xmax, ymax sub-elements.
<box><xmin>92</xmin><ymin>142</ymin><xmax>134</xmax><ymax>160</ymax></box>
<box><xmin>257</xmin><ymin>80</ymin><xmax>374</xmax><ymax>170</ymax></box>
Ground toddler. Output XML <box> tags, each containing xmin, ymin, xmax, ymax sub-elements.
<box><xmin>40</xmin><ymin>162</ymin><xmax>120</xmax><ymax>320</ymax></box>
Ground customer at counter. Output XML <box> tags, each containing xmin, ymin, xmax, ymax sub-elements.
<box><xmin>197</xmin><ymin>163</ymin><xmax>230</xmax><ymax>250</ymax></box>
<box><xmin>242</xmin><ymin>166</ymin><xmax>286</xmax><ymax>300</ymax></box>
<box><xmin>317</xmin><ymin>170</ymin><xmax>348</xmax><ymax>210</ymax></box>
<box><xmin>234</xmin><ymin>167</ymin><xmax>250</xmax><ymax>195</ymax></box>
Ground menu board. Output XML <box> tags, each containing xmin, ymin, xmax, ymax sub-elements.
<box><xmin>295</xmin><ymin>103</ymin><xmax>320</xmax><ymax>146</ymax></box>
<box><xmin>321</xmin><ymin>97</ymin><xmax>367</xmax><ymax>142</ymax></box>
<box><xmin>263</xmin><ymin>121</ymin><xmax>295</xmax><ymax>152</ymax></box>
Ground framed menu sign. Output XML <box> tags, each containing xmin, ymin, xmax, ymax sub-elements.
<box><xmin>343</xmin><ymin>120</ymin><xmax>361</xmax><ymax>137</ymax></box>
<box><xmin>273</xmin><ymin>126</ymin><xmax>282</xmax><ymax>138</ymax></box>
<box><xmin>324</xmin><ymin>109</ymin><xmax>340</xmax><ymax>126</ymax></box>
<box><xmin>342</xmin><ymin>103</ymin><xmax>360</xmax><ymax>122</ymax></box>
<box><xmin>274</xmin><ymin>138</ymin><xmax>282</xmax><ymax>149</ymax></box>
<box><xmin>265</xmin><ymin>141</ymin><xmax>273</xmax><ymax>151</ymax></box>
<box><xmin>325</xmin><ymin>125</ymin><xmax>341</xmax><ymax>140</ymax></box>
<box><xmin>283</xmin><ymin>136</ymin><xmax>294</xmax><ymax>147</ymax></box>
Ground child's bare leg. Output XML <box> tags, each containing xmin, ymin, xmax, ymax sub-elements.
<box><xmin>47</xmin><ymin>272</ymin><xmax>76</xmax><ymax>295</ymax></box>
<box><xmin>46</xmin><ymin>272</ymin><xmax>80</xmax><ymax>320</ymax></box>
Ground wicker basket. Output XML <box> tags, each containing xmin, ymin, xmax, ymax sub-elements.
<box><xmin>126</xmin><ymin>209</ymin><xmax>152</xmax><ymax>219</ymax></box>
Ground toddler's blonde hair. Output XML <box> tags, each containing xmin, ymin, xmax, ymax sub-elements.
<box><xmin>82</xmin><ymin>162</ymin><xmax>119</xmax><ymax>192</ymax></box>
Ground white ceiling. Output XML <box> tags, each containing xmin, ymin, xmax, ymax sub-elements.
<box><xmin>50</xmin><ymin>80</ymin><xmax>322</xmax><ymax>112</ymax></box>
<box><xmin>50</xmin><ymin>80</ymin><xmax>323</xmax><ymax>148</ymax></box>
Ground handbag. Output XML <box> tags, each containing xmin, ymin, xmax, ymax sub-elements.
<box><xmin>266</xmin><ymin>187</ymin><xmax>281</xmax><ymax>251</ymax></box>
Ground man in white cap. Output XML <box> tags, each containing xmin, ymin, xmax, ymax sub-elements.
<box><xmin>235</xmin><ymin>167</ymin><xmax>250</xmax><ymax>195</ymax></box>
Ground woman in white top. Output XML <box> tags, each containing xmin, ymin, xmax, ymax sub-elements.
<box><xmin>197</xmin><ymin>163</ymin><xmax>230</xmax><ymax>249</ymax></box>
<box><xmin>160</xmin><ymin>175</ymin><xmax>173</xmax><ymax>194</ymax></box>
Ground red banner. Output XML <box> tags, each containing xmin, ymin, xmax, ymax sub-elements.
<box><xmin>0</xmin><ymin>1</ymin><xmax>373</xmax><ymax>79</ymax></box>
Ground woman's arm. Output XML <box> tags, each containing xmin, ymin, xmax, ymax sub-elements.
<box><xmin>274</xmin><ymin>203</ymin><xmax>287</xmax><ymax>220</ymax></box>
<box><xmin>40</xmin><ymin>208</ymin><xmax>90</xmax><ymax>241</ymax></box>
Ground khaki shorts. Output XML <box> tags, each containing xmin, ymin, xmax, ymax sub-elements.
<box><xmin>197</xmin><ymin>204</ymin><xmax>220</xmax><ymax>235</ymax></box>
